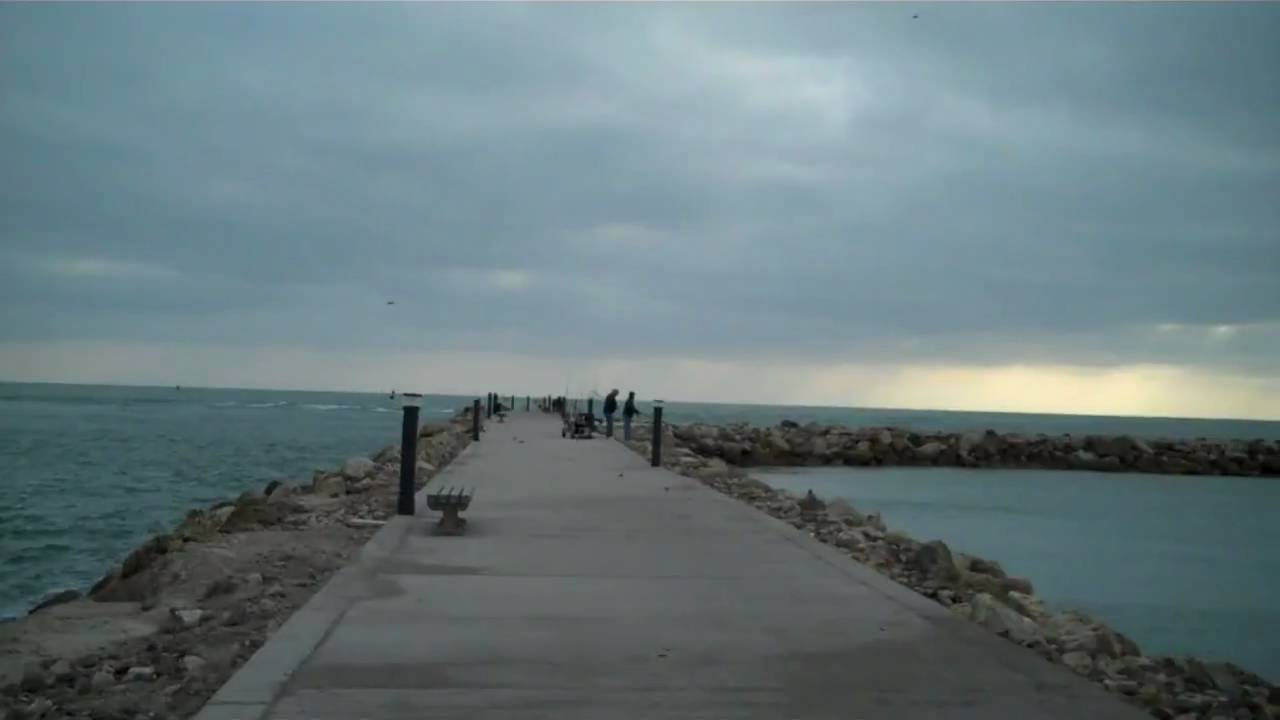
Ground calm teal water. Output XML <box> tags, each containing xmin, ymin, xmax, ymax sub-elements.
<box><xmin>0</xmin><ymin>383</ymin><xmax>469</xmax><ymax>619</ymax></box>
<box><xmin>760</xmin><ymin>466</ymin><xmax>1280</xmax><ymax>681</ymax></box>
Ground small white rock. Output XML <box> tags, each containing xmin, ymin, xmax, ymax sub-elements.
<box><xmin>90</xmin><ymin>671</ymin><xmax>114</xmax><ymax>690</ymax></box>
<box><xmin>341</xmin><ymin>457</ymin><xmax>376</xmax><ymax>479</ymax></box>
<box><xmin>124</xmin><ymin>666</ymin><xmax>156</xmax><ymax>683</ymax></box>
<box><xmin>170</xmin><ymin>608</ymin><xmax>206</xmax><ymax>628</ymax></box>
<box><xmin>180</xmin><ymin>655</ymin><xmax>207</xmax><ymax>675</ymax></box>
<box><xmin>27</xmin><ymin>697</ymin><xmax>53</xmax><ymax>716</ymax></box>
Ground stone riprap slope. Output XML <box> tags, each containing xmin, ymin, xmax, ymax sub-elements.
<box><xmin>669</xmin><ymin>420</ymin><xmax>1280</xmax><ymax>477</ymax></box>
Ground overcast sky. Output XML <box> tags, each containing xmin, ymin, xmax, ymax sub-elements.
<box><xmin>2</xmin><ymin>3</ymin><xmax>1277</xmax><ymax>418</ymax></box>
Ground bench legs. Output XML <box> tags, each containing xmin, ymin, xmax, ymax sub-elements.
<box><xmin>436</xmin><ymin>506</ymin><xmax>468</xmax><ymax>536</ymax></box>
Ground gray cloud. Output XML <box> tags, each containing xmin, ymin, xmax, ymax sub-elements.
<box><xmin>2</xmin><ymin>3</ymin><xmax>1278</xmax><ymax>381</ymax></box>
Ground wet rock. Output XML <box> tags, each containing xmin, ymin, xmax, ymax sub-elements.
<box><xmin>28</xmin><ymin>589</ymin><xmax>82</xmax><ymax>615</ymax></box>
<box><xmin>262</xmin><ymin>480</ymin><xmax>283</xmax><ymax>497</ymax></box>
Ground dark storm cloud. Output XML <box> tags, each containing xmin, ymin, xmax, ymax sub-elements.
<box><xmin>2</xmin><ymin>3</ymin><xmax>1277</xmax><ymax>374</ymax></box>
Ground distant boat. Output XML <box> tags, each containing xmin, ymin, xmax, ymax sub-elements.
<box><xmin>175</xmin><ymin>385</ymin><xmax>181</xmax><ymax>391</ymax></box>
<box><xmin>390</xmin><ymin>390</ymin><xmax>396</xmax><ymax>399</ymax></box>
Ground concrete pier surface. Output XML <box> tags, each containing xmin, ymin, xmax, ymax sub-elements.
<box><xmin>196</xmin><ymin>413</ymin><xmax>1146</xmax><ymax>720</ymax></box>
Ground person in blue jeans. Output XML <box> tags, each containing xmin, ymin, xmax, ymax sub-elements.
<box><xmin>622</xmin><ymin>391</ymin><xmax>644</xmax><ymax>441</ymax></box>
<box><xmin>602</xmin><ymin>389</ymin><xmax>619</xmax><ymax>438</ymax></box>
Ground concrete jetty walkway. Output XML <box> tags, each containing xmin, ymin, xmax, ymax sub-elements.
<box><xmin>197</xmin><ymin>413</ymin><xmax>1146</xmax><ymax>720</ymax></box>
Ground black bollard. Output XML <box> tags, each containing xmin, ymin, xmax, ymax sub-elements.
<box><xmin>587</xmin><ymin>397</ymin><xmax>594</xmax><ymax>431</ymax></box>
<box><xmin>399</xmin><ymin>394</ymin><xmax>422</xmax><ymax>515</ymax></box>
<box><xmin>651</xmin><ymin>406</ymin><xmax>664</xmax><ymax>467</ymax></box>
<box><xmin>511</xmin><ymin>394</ymin><xmax>515</xmax><ymax>410</ymax></box>
<box><xmin>472</xmin><ymin>398</ymin><xmax>481</xmax><ymax>441</ymax></box>
<box><xmin>526</xmin><ymin>395</ymin><xmax>530</xmax><ymax>412</ymax></box>
<box><xmin>486</xmin><ymin>393</ymin><xmax>492</xmax><ymax>418</ymax></box>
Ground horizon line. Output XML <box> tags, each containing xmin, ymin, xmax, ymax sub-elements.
<box><xmin>3</xmin><ymin>378</ymin><xmax>1278</xmax><ymax>425</ymax></box>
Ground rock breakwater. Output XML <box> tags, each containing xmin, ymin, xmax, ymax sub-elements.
<box><xmin>0</xmin><ymin>413</ymin><xmax>474</xmax><ymax>720</ymax></box>
<box><xmin>666</xmin><ymin>420</ymin><xmax>1280</xmax><ymax>477</ymax></box>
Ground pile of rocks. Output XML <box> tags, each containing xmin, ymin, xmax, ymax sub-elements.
<box><xmin>631</xmin><ymin>441</ymin><xmax>1280</xmax><ymax>720</ymax></box>
<box><xmin>0</xmin><ymin>413</ymin><xmax>475</xmax><ymax>720</ymax></box>
<box><xmin>662</xmin><ymin>421</ymin><xmax>1280</xmax><ymax>478</ymax></box>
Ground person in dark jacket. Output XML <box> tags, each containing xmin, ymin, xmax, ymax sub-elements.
<box><xmin>622</xmin><ymin>391</ymin><xmax>644</xmax><ymax>441</ymax></box>
<box><xmin>602</xmin><ymin>389</ymin><xmax>619</xmax><ymax>438</ymax></box>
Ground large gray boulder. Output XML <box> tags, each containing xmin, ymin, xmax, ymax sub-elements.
<box><xmin>341</xmin><ymin>457</ymin><xmax>376</xmax><ymax>479</ymax></box>
<box><xmin>915</xmin><ymin>441</ymin><xmax>946</xmax><ymax>461</ymax></box>
<box><xmin>312</xmin><ymin>473</ymin><xmax>347</xmax><ymax>498</ymax></box>
<box><xmin>825</xmin><ymin>498</ymin><xmax>866</xmax><ymax>526</ymax></box>
<box><xmin>910</xmin><ymin>540</ymin><xmax>960</xmax><ymax>583</ymax></box>
<box><xmin>845</xmin><ymin>440</ymin><xmax>874</xmax><ymax>465</ymax></box>
<box><xmin>969</xmin><ymin>593</ymin><xmax>1042</xmax><ymax>644</ymax></box>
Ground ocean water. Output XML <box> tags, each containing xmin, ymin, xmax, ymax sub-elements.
<box><xmin>0</xmin><ymin>383</ymin><xmax>469</xmax><ymax>619</ymax></box>
<box><xmin>759</xmin><ymin>466</ymin><xmax>1280</xmax><ymax>681</ymax></box>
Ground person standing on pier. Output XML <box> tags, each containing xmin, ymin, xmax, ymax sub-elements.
<box><xmin>622</xmin><ymin>391</ymin><xmax>644</xmax><ymax>441</ymax></box>
<box><xmin>603</xmin><ymin>389</ymin><xmax>619</xmax><ymax>438</ymax></box>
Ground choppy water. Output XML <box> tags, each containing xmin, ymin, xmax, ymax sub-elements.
<box><xmin>0</xmin><ymin>383</ymin><xmax>468</xmax><ymax>619</ymax></box>
<box><xmin>760</xmin><ymin>466</ymin><xmax>1280</xmax><ymax>681</ymax></box>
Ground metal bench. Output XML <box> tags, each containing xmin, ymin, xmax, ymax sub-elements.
<box><xmin>426</xmin><ymin>486</ymin><xmax>474</xmax><ymax>535</ymax></box>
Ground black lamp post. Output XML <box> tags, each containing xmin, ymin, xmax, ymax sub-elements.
<box><xmin>398</xmin><ymin>392</ymin><xmax>422</xmax><ymax>515</ymax></box>
<box><xmin>651</xmin><ymin>400</ymin><xmax>665</xmax><ymax>467</ymax></box>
